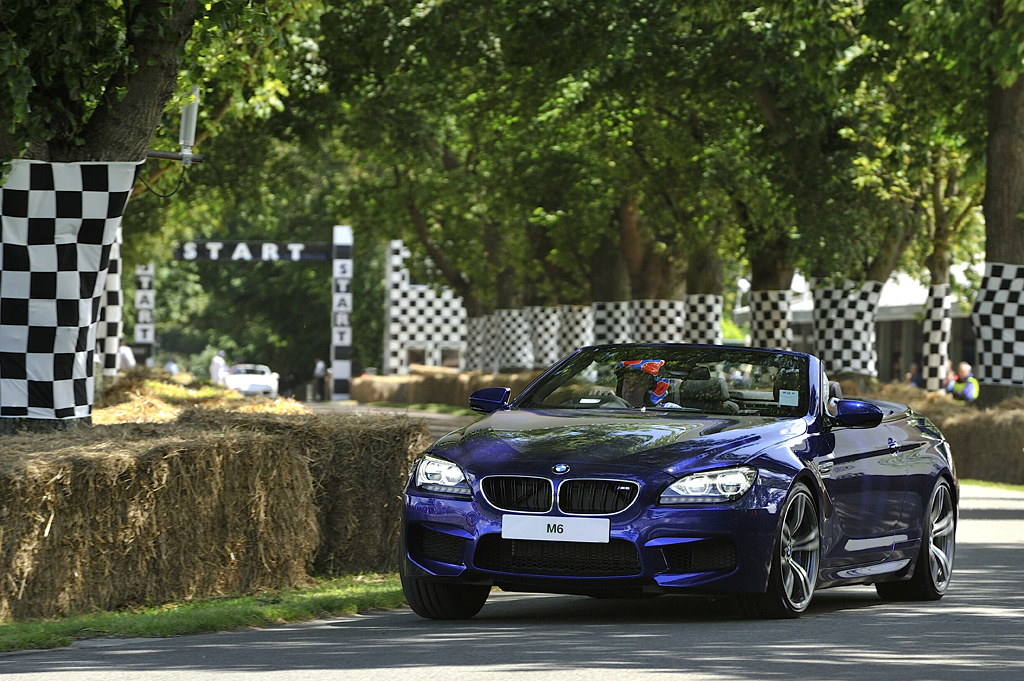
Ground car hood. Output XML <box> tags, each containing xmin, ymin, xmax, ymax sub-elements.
<box><xmin>429</xmin><ymin>408</ymin><xmax>808</xmax><ymax>477</ymax></box>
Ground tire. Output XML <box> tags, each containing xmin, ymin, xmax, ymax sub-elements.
<box><xmin>740</xmin><ymin>482</ymin><xmax>820</xmax><ymax>619</ymax></box>
<box><xmin>401</xmin><ymin>572</ymin><xmax>490</xmax><ymax>620</ymax></box>
<box><xmin>876</xmin><ymin>478</ymin><xmax>955</xmax><ymax>601</ymax></box>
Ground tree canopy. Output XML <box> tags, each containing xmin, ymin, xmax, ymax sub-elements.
<box><xmin>4</xmin><ymin>0</ymin><xmax>1019</xmax><ymax>391</ymax></box>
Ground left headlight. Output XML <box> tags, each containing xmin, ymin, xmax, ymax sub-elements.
<box><xmin>660</xmin><ymin>466</ymin><xmax>757</xmax><ymax>504</ymax></box>
<box><xmin>414</xmin><ymin>454</ymin><xmax>472</xmax><ymax>497</ymax></box>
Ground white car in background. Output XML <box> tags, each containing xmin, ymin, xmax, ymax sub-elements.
<box><xmin>224</xmin><ymin>364</ymin><xmax>279</xmax><ymax>398</ymax></box>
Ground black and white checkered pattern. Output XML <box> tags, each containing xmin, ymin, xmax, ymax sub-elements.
<box><xmin>684</xmin><ymin>294</ymin><xmax>723</xmax><ymax>345</ymax></box>
<box><xmin>527</xmin><ymin>306</ymin><xmax>561</xmax><ymax>368</ymax></box>
<box><xmin>96</xmin><ymin>227</ymin><xmax>123</xmax><ymax>377</ymax></box>
<box><xmin>0</xmin><ymin>160</ymin><xmax>140</xmax><ymax>419</ymax></box>
<box><xmin>811</xmin><ymin>279</ymin><xmax>884</xmax><ymax>377</ymax></box>
<box><xmin>332</xmin><ymin>225</ymin><xmax>353</xmax><ymax>399</ymax></box>
<box><xmin>631</xmin><ymin>299</ymin><xmax>686</xmax><ymax>343</ymax></box>
<box><xmin>592</xmin><ymin>301</ymin><xmax>633</xmax><ymax>345</ymax></box>
<box><xmin>464</xmin><ymin>315</ymin><xmax>497</xmax><ymax>371</ymax></box>
<box><xmin>748</xmin><ymin>289</ymin><xmax>793</xmax><ymax>350</ymax></box>
<box><xmin>558</xmin><ymin>304</ymin><xmax>594</xmax><ymax>356</ymax></box>
<box><xmin>922</xmin><ymin>283</ymin><xmax>952</xmax><ymax>391</ymax></box>
<box><xmin>383</xmin><ymin>240</ymin><xmax>466</xmax><ymax>375</ymax></box>
<box><xmin>494</xmin><ymin>308</ymin><xmax>534</xmax><ymax>371</ymax></box>
<box><xmin>971</xmin><ymin>262</ymin><xmax>1024</xmax><ymax>386</ymax></box>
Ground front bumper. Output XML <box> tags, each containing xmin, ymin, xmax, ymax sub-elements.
<box><xmin>401</xmin><ymin>488</ymin><xmax>783</xmax><ymax>595</ymax></box>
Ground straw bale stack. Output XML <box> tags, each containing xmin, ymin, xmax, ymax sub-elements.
<box><xmin>0</xmin><ymin>408</ymin><xmax>430</xmax><ymax>621</ymax></box>
<box><xmin>351</xmin><ymin>367</ymin><xmax>543</xmax><ymax>407</ymax></box>
<box><xmin>307</xmin><ymin>413</ymin><xmax>432</xmax><ymax>574</ymax></box>
<box><xmin>873</xmin><ymin>384</ymin><xmax>1024</xmax><ymax>485</ymax></box>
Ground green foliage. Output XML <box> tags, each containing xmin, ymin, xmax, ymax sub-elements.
<box><xmin>0</xmin><ymin>0</ymin><xmax>326</xmax><ymax>162</ymax></box>
<box><xmin>0</xmin><ymin>0</ymin><xmax>124</xmax><ymax>154</ymax></box>
<box><xmin>2</xmin><ymin>0</ymin><xmax>1000</xmax><ymax>369</ymax></box>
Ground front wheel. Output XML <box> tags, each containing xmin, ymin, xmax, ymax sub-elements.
<box><xmin>740</xmin><ymin>482</ymin><xmax>820</xmax><ymax>619</ymax></box>
<box><xmin>401</xmin><ymin>572</ymin><xmax>490</xmax><ymax>620</ymax></box>
<box><xmin>876</xmin><ymin>478</ymin><xmax>955</xmax><ymax>601</ymax></box>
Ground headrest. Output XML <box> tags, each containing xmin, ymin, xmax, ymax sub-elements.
<box><xmin>679</xmin><ymin>377</ymin><xmax>729</xmax><ymax>402</ymax></box>
<box><xmin>689</xmin><ymin>366</ymin><xmax>711</xmax><ymax>380</ymax></box>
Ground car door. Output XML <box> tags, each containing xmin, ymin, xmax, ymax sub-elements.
<box><xmin>813</xmin><ymin>378</ymin><xmax>908</xmax><ymax>569</ymax></box>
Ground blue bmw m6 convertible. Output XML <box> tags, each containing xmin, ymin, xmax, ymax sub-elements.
<box><xmin>400</xmin><ymin>344</ymin><xmax>957</xmax><ymax>619</ymax></box>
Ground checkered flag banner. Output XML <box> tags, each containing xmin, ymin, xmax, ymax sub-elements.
<box><xmin>1</xmin><ymin>160</ymin><xmax>141</xmax><ymax>419</ymax></box>
<box><xmin>465</xmin><ymin>315</ymin><xmax>497</xmax><ymax>372</ymax></box>
<box><xmin>558</xmin><ymin>304</ymin><xmax>594</xmax><ymax>356</ymax></box>
<box><xmin>811</xmin><ymin>279</ymin><xmax>884</xmax><ymax>377</ymax></box>
<box><xmin>922</xmin><ymin>283</ymin><xmax>952</xmax><ymax>392</ymax></box>
<box><xmin>383</xmin><ymin>240</ymin><xmax>466</xmax><ymax>375</ymax></box>
<box><xmin>494</xmin><ymin>308</ymin><xmax>534</xmax><ymax>371</ymax></box>
<box><xmin>749</xmin><ymin>290</ymin><xmax>793</xmax><ymax>350</ymax></box>
<box><xmin>96</xmin><ymin>226</ymin><xmax>124</xmax><ymax>378</ymax></box>
<box><xmin>971</xmin><ymin>262</ymin><xmax>1024</xmax><ymax>386</ymax></box>
<box><xmin>684</xmin><ymin>294</ymin><xmax>723</xmax><ymax>345</ymax></box>
<box><xmin>527</xmin><ymin>306</ymin><xmax>561</xmax><ymax>368</ymax></box>
<box><xmin>631</xmin><ymin>299</ymin><xmax>686</xmax><ymax>343</ymax></box>
<box><xmin>592</xmin><ymin>301</ymin><xmax>633</xmax><ymax>345</ymax></box>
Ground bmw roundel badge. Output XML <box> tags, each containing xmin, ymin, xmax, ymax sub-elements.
<box><xmin>552</xmin><ymin>463</ymin><xmax>570</xmax><ymax>475</ymax></box>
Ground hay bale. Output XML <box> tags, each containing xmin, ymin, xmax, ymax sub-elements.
<box><xmin>352</xmin><ymin>368</ymin><xmax>544</xmax><ymax>408</ymax></box>
<box><xmin>871</xmin><ymin>384</ymin><xmax>1024</xmax><ymax>485</ymax></box>
<box><xmin>350</xmin><ymin>375</ymin><xmax>423</xmax><ymax>404</ymax></box>
<box><xmin>935</xmin><ymin>408</ymin><xmax>1024</xmax><ymax>485</ymax></box>
<box><xmin>307</xmin><ymin>413</ymin><xmax>431</xmax><ymax>574</ymax></box>
<box><xmin>0</xmin><ymin>404</ymin><xmax>431</xmax><ymax>621</ymax></box>
<box><xmin>163</xmin><ymin>408</ymin><xmax>432</xmax><ymax>575</ymax></box>
<box><xmin>0</xmin><ymin>420</ymin><xmax>318</xmax><ymax>621</ymax></box>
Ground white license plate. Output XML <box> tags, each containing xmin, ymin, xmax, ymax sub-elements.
<box><xmin>501</xmin><ymin>515</ymin><xmax>610</xmax><ymax>543</ymax></box>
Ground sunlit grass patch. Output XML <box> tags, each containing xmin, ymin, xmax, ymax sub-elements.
<box><xmin>0</xmin><ymin>574</ymin><xmax>404</xmax><ymax>653</ymax></box>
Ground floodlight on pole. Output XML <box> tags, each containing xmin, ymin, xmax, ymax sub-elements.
<box><xmin>179</xmin><ymin>85</ymin><xmax>200</xmax><ymax>167</ymax></box>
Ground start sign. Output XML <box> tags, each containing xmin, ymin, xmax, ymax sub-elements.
<box><xmin>175</xmin><ymin>240</ymin><xmax>331</xmax><ymax>262</ymax></box>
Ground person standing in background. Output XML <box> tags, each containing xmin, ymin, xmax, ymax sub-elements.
<box><xmin>313</xmin><ymin>357</ymin><xmax>327</xmax><ymax>401</ymax></box>
<box><xmin>117</xmin><ymin>339</ymin><xmax>136</xmax><ymax>372</ymax></box>
<box><xmin>946</xmin><ymin>360</ymin><xmax>980</xmax><ymax>402</ymax></box>
<box><xmin>210</xmin><ymin>350</ymin><xmax>228</xmax><ymax>386</ymax></box>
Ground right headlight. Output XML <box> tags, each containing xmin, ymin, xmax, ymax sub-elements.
<box><xmin>659</xmin><ymin>466</ymin><xmax>757</xmax><ymax>504</ymax></box>
<box><xmin>414</xmin><ymin>454</ymin><xmax>472</xmax><ymax>497</ymax></box>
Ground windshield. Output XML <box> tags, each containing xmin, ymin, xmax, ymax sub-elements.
<box><xmin>518</xmin><ymin>345</ymin><xmax>809</xmax><ymax>418</ymax></box>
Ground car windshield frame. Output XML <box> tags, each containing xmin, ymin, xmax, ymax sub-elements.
<box><xmin>516</xmin><ymin>345</ymin><xmax>810</xmax><ymax>419</ymax></box>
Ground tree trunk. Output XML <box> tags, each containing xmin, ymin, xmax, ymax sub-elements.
<box><xmin>590</xmin><ymin>228</ymin><xmax>632</xmax><ymax>302</ymax></box>
<box><xmin>26</xmin><ymin>1</ymin><xmax>200</xmax><ymax>163</ymax></box>
<box><xmin>865</xmin><ymin>219</ymin><xmax>914</xmax><ymax>284</ymax></box>
<box><xmin>973</xmin><ymin>68</ymin><xmax>1024</xmax><ymax>405</ymax></box>
<box><xmin>983</xmin><ymin>76</ymin><xmax>1024</xmax><ymax>266</ymax></box>
<box><xmin>685</xmin><ymin>240</ymin><xmax>724</xmax><ymax>296</ymax></box>
<box><xmin>402</xmin><ymin>182</ymin><xmax>484</xmax><ymax>316</ymax></box>
<box><xmin>619</xmin><ymin>196</ymin><xmax>680</xmax><ymax>299</ymax></box>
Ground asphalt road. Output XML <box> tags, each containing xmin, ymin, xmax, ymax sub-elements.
<box><xmin>3</xmin><ymin>483</ymin><xmax>1021</xmax><ymax>680</ymax></box>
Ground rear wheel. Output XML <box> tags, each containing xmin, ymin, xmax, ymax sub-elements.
<box><xmin>876</xmin><ymin>479</ymin><xmax>955</xmax><ymax>601</ymax></box>
<box><xmin>740</xmin><ymin>482</ymin><xmax>819</xmax><ymax>619</ymax></box>
<box><xmin>401</xmin><ymin>572</ymin><xmax>490</xmax><ymax>620</ymax></box>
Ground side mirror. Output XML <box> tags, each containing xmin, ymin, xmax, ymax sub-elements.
<box><xmin>831</xmin><ymin>399</ymin><xmax>884</xmax><ymax>428</ymax></box>
<box><xmin>469</xmin><ymin>387</ymin><xmax>511</xmax><ymax>413</ymax></box>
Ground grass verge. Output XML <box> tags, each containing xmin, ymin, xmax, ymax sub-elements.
<box><xmin>0</xmin><ymin>573</ymin><xmax>403</xmax><ymax>654</ymax></box>
<box><xmin>961</xmin><ymin>478</ymin><xmax>1024</xmax><ymax>493</ymax></box>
